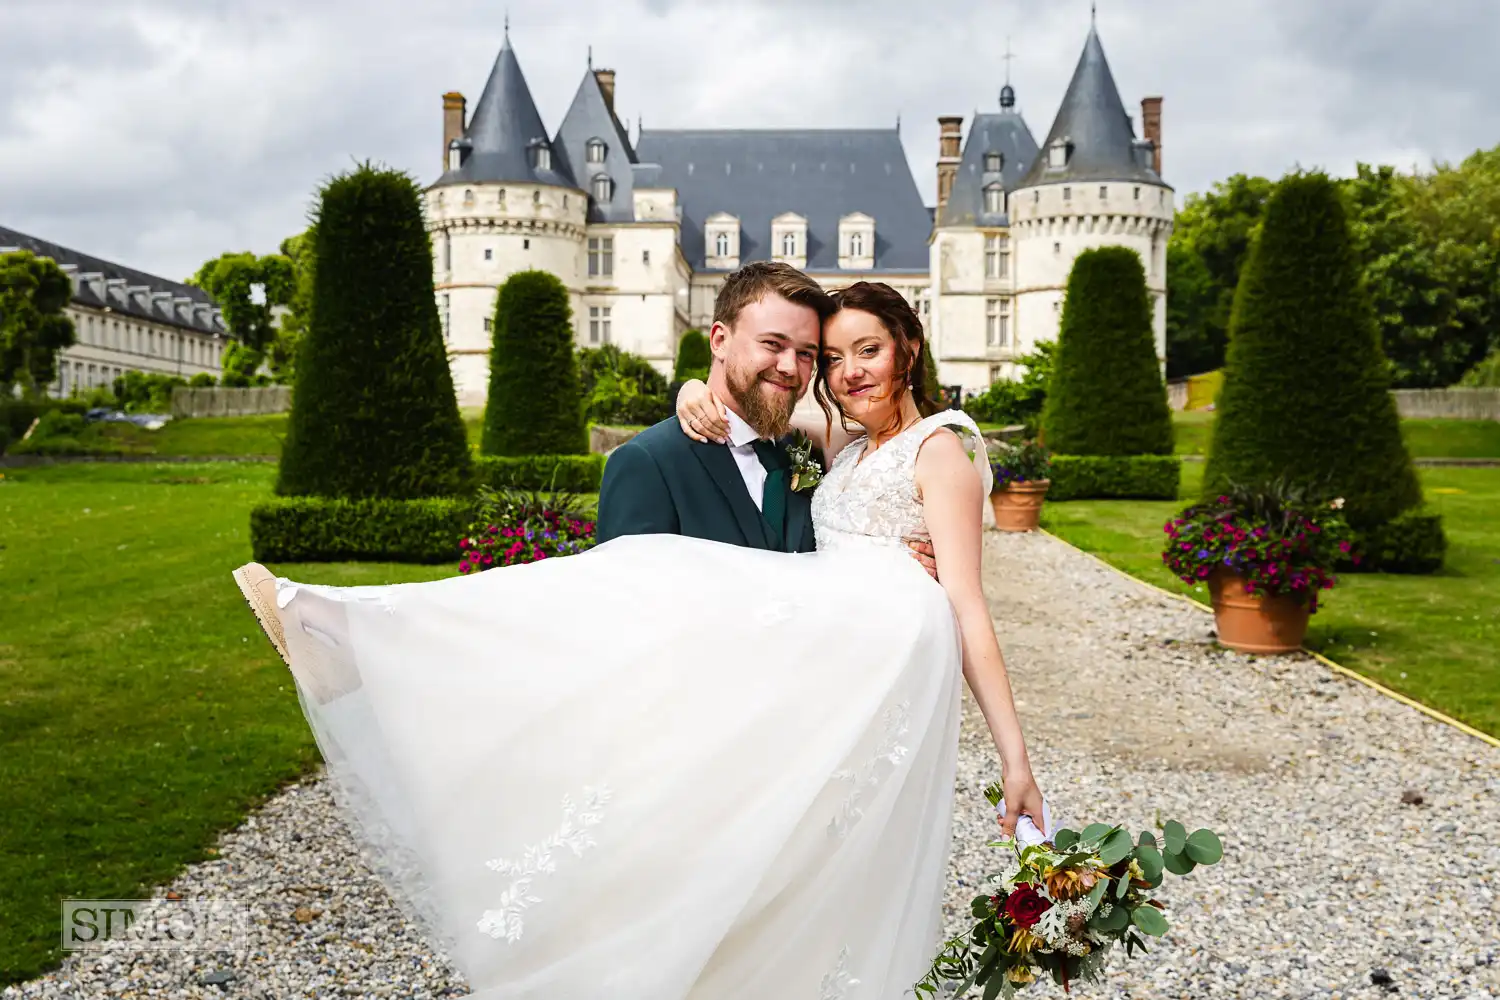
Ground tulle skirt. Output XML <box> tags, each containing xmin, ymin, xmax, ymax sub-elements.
<box><xmin>265</xmin><ymin>533</ymin><xmax>965</xmax><ymax>999</ymax></box>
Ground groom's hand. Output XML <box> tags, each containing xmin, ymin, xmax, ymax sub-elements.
<box><xmin>905</xmin><ymin>538</ymin><xmax>938</xmax><ymax>581</ymax></box>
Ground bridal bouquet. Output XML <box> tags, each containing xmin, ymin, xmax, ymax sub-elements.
<box><xmin>914</xmin><ymin>783</ymin><xmax>1223</xmax><ymax>997</ymax></box>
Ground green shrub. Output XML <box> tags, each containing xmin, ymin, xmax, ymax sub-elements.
<box><xmin>673</xmin><ymin>329</ymin><xmax>711</xmax><ymax>382</ymax></box>
<box><xmin>964</xmin><ymin>340</ymin><xmax>1055</xmax><ymax>433</ymax></box>
<box><xmin>1352</xmin><ymin>508</ymin><xmax>1447</xmax><ymax>574</ymax></box>
<box><xmin>482</xmin><ymin>270</ymin><xmax>588</xmax><ymax>457</ymax></box>
<box><xmin>276</xmin><ymin>164</ymin><xmax>472</xmax><ymax>499</ymax></box>
<box><xmin>250</xmin><ymin>495</ymin><xmax>475</xmax><ymax>563</ymax></box>
<box><xmin>1204</xmin><ymin>172</ymin><xmax>1427</xmax><ymax>541</ymax></box>
<box><xmin>112</xmin><ymin>371</ymin><xmax>187</xmax><ymax>413</ymax></box>
<box><xmin>577</xmin><ymin>344</ymin><xmax>670</xmax><ymax>426</ymax></box>
<box><xmin>4</xmin><ymin>410</ymin><xmax>121</xmax><ymax>456</ymax></box>
<box><xmin>1</xmin><ymin>397</ymin><xmax>87</xmax><ymax>444</ymax></box>
<box><xmin>1047</xmin><ymin>455</ymin><xmax>1181</xmax><ymax>501</ymax></box>
<box><xmin>1460</xmin><ymin>348</ymin><xmax>1500</xmax><ymax>387</ymax></box>
<box><xmin>188</xmin><ymin>372</ymin><xmax>217</xmax><ymax>388</ymax></box>
<box><xmin>473</xmin><ymin>454</ymin><xmax>604</xmax><ymax>492</ymax></box>
<box><xmin>1041</xmin><ymin>247</ymin><xmax>1174</xmax><ymax>456</ymax></box>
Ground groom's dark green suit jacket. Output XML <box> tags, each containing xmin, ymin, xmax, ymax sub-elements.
<box><xmin>597</xmin><ymin>417</ymin><xmax>816</xmax><ymax>553</ymax></box>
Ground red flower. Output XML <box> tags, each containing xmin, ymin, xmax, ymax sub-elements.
<box><xmin>1003</xmin><ymin>884</ymin><xmax>1052</xmax><ymax>928</ymax></box>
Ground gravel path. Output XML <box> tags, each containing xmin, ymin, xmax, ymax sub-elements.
<box><xmin>6</xmin><ymin>532</ymin><xmax>1497</xmax><ymax>999</ymax></box>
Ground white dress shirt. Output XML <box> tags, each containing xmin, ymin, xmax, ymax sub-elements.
<box><xmin>724</xmin><ymin>409</ymin><xmax>769</xmax><ymax>512</ymax></box>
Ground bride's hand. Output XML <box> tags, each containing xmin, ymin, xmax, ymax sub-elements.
<box><xmin>998</xmin><ymin>767</ymin><xmax>1046</xmax><ymax>839</ymax></box>
<box><xmin>676</xmin><ymin>379</ymin><xmax>729</xmax><ymax>444</ymax></box>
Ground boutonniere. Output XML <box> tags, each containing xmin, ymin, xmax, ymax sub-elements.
<box><xmin>786</xmin><ymin>431</ymin><xmax>824</xmax><ymax>492</ymax></box>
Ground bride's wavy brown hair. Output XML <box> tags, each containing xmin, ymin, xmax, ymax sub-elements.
<box><xmin>814</xmin><ymin>280</ymin><xmax>940</xmax><ymax>441</ymax></box>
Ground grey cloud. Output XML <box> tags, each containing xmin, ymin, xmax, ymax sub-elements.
<box><xmin>0</xmin><ymin>0</ymin><xmax>1493</xmax><ymax>281</ymax></box>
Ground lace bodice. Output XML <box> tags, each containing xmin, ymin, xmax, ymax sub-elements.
<box><xmin>811</xmin><ymin>410</ymin><xmax>991</xmax><ymax>553</ymax></box>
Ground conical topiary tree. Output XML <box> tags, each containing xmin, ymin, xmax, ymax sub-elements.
<box><xmin>481</xmin><ymin>270</ymin><xmax>587</xmax><ymax>456</ymax></box>
<box><xmin>277</xmin><ymin>165</ymin><xmax>471</xmax><ymax>499</ymax></box>
<box><xmin>1041</xmin><ymin>246</ymin><xmax>1174</xmax><ymax>456</ymax></box>
<box><xmin>673</xmin><ymin>329</ymin><xmax>711</xmax><ymax>382</ymax></box>
<box><xmin>1204</xmin><ymin>172</ymin><xmax>1423</xmax><ymax>536</ymax></box>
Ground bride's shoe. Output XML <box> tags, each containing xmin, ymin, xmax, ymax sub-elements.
<box><xmin>232</xmin><ymin>562</ymin><xmax>290</xmax><ymax>666</ymax></box>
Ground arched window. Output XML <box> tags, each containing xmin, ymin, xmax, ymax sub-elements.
<box><xmin>592</xmin><ymin>174</ymin><xmax>613</xmax><ymax>203</ymax></box>
<box><xmin>983</xmin><ymin>183</ymin><xmax>1005</xmax><ymax>214</ymax></box>
<box><xmin>463</xmin><ymin>188</ymin><xmax>474</xmax><ymax>205</ymax></box>
<box><xmin>715</xmin><ymin>231</ymin><xmax>730</xmax><ymax>257</ymax></box>
<box><xmin>586</xmin><ymin>138</ymin><xmax>607</xmax><ymax>163</ymax></box>
<box><xmin>984</xmin><ymin>151</ymin><xmax>1003</xmax><ymax>173</ymax></box>
<box><xmin>781</xmin><ymin>231</ymin><xmax>797</xmax><ymax>257</ymax></box>
<box><xmin>497</xmin><ymin>188</ymin><xmax>506</xmax><ymax>207</ymax></box>
<box><xmin>849</xmin><ymin>232</ymin><xmax>864</xmax><ymax>257</ymax></box>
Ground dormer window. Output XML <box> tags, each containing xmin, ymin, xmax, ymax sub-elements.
<box><xmin>984</xmin><ymin>152</ymin><xmax>1003</xmax><ymax>173</ymax></box>
<box><xmin>983</xmin><ymin>183</ymin><xmax>1005</xmax><ymax>214</ymax></box>
<box><xmin>1047</xmin><ymin>139</ymin><xmax>1069</xmax><ymax>169</ymax></box>
<box><xmin>530</xmin><ymin>140</ymin><xmax>551</xmax><ymax>171</ymax></box>
<box><xmin>447</xmin><ymin>137</ymin><xmax>471</xmax><ymax>171</ymax></box>
<box><xmin>771</xmin><ymin>212</ymin><xmax>808</xmax><ymax>267</ymax></box>
<box><xmin>586</xmin><ymin>138</ymin><xmax>607</xmax><ymax>164</ymax></box>
<box><xmin>592</xmin><ymin>175</ymin><xmax>614</xmax><ymax>203</ymax></box>
<box><xmin>706</xmin><ymin>212</ymin><xmax>741</xmax><ymax>268</ymax></box>
<box><xmin>837</xmin><ymin>212</ymin><xmax>874</xmax><ymax>269</ymax></box>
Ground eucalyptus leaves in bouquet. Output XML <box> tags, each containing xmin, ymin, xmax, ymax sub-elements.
<box><xmin>914</xmin><ymin>782</ymin><xmax>1223</xmax><ymax>997</ymax></box>
<box><xmin>988</xmin><ymin>440</ymin><xmax>1053</xmax><ymax>490</ymax></box>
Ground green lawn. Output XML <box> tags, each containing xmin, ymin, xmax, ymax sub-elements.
<box><xmin>1172</xmin><ymin>410</ymin><xmax>1500</xmax><ymax>459</ymax></box>
<box><xmin>1040</xmin><ymin>462</ymin><xmax>1500</xmax><ymax>738</ymax></box>
<box><xmin>0</xmin><ymin>462</ymin><xmax>461</xmax><ymax>983</ymax></box>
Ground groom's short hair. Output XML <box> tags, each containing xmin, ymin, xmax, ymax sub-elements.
<box><xmin>713</xmin><ymin>262</ymin><xmax>834</xmax><ymax>330</ymax></box>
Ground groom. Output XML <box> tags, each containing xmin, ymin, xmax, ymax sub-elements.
<box><xmin>598</xmin><ymin>262</ymin><xmax>825</xmax><ymax>552</ymax></box>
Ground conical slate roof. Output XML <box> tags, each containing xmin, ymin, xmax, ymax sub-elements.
<box><xmin>435</xmin><ymin>34</ymin><xmax>577</xmax><ymax>189</ymax></box>
<box><xmin>1017</xmin><ymin>26</ymin><xmax>1164</xmax><ymax>188</ymax></box>
<box><xmin>554</xmin><ymin>69</ymin><xmax>638</xmax><ymax>222</ymax></box>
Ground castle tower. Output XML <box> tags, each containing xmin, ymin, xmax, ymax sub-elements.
<box><xmin>1008</xmin><ymin>25</ymin><xmax>1172</xmax><ymax>373</ymax></box>
<box><xmin>425</xmin><ymin>29</ymin><xmax>587</xmax><ymax>407</ymax></box>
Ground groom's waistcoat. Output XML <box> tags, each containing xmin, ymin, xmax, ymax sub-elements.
<box><xmin>596</xmin><ymin>417</ymin><xmax>815</xmax><ymax>553</ymax></box>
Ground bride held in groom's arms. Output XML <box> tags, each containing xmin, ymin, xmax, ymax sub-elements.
<box><xmin>231</xmin><ymin>262</ymin><xmax>1043</xmax><ymax>999</ymax></box>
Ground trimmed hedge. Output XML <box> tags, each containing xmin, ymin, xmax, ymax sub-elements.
<box><xmin>1351</xmin><ymin>508</ymin><xmax>1447</xmax><ymax>574</ymax></box>
<box><xmin>1041</xmin><ymin>246</ymin><xmax>1174</xmax><ymax>457</ymax></box>
<box><xmin>473</xmin><ymin>454</ymin><xmax>605</xmax><ymax>493</ymax></box>
<box><xmin>673</xmin><ymin>329</ymin><xmax>711</xmax><ymax>382</ymax></box>
<box><xmin>483</xmin><ymin>270</ymin><xmax>588</xmax><ymax>457</ymax></box>
<box><xmin>1047</xmin><ymin>454</ymin><xmax>1181</xmax><ymax>501</ymax></box>
<box><xmin>276</xmin><ymin>164</ymin><xmax>472</xmax><ymax>499</ymax></box>
<box><xmin>250</xmin><ymin>495</ymin><xmax>476</xmax><ymax>563</ymax></box>
<box><xmin>1204</xmin><ymin>172</ymin><xmax>1424</xmax><ymax>537</ymax></box>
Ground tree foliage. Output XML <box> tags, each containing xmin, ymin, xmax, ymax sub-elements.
<box><xmin>277</xmin><ymin>164</ymin><xmax>472</xmax><ymax>499</ymax></box>
<box><xmin>481</xmin><ymin>270</ymin><xmax>588</xmax><ymax>456</ymax></box>
<box><xmin>0</xmin><ymin>250</ymin><xmax>77</xmax><ymax>398</ymax></box>
<box><xmin>577</xmin><ymin>343</ymin><xmax>671</xmax><ymax>425</ymax></box>
<box><xmin>673</xmin><ymin>329</ymin><xmax>711</xmax><ymax>382</ymax></box>
<box><xmin>1042</xmin><ymin>246</ymin><xmax>1174</xmax><ymax>456</ymax></box>
<box><xmin>1205</xmin><ymin>172</ymin><xmax>1423</xmax><ymax>535</ymax></box>
<box><xmin>963</xmin><ymin>339</ymin><xmax>1055</xmax><ymax>434</ymax></box>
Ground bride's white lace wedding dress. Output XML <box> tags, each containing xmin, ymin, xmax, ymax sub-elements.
<box><xmin>255</xmin><ymin>411</ymin><xmax>991</xmax><ymax>999</ymax></box>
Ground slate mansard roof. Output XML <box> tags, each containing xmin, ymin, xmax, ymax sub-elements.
<box><xmin>634</xmin><ymin>129</ymin><xmax>932</xmax><ymax>272</ymax></box>
<box><xmin>434</xmin><ymin>34</ymin><xmax>576</xmax><ymax>190</ymax></box>
<box><xmin>1018</xmin><ymin>26</ymin><xmax>1167</xmax><ymax>189</ymax></box>
<box><xmin>0</xmin><ymin>225</ymin><xmax>225</xmax><ymax>336</ymax></box>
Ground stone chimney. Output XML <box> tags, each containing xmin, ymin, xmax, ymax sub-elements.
<box><xmin>936</xmin><ymin>115</ymin><xmax>963</xmax><ymax>215</ymax></box>
<box><xmin>443</xmin><ymin>91</ymin><xmax>467</xmax><ymax>172</ymax></box>
<box><xmin>1140</xmin><ymin>96</ymin><xmax>1162</xmax><ymax>176</ymax></box>
<box><xmin>594</xmin><ymin>69</ymin><xmax>617</xmax><ymax>115</ymax></box>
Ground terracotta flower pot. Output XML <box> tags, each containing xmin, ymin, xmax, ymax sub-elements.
<box><xmin>1207</xmin><ymin>571</ymin><xmax>1310</xmax><ymax>654</ymax></box>
<box><xmin>989</xmin><ymin>480</ymin><xmax>1051</xmax><ymax>532</ymax></box>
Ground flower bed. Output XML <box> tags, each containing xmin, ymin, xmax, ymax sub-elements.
<box><xmin>458</xmin><ymin>485</ymin><xmax>597</xmax><ymax>573</ymax></box>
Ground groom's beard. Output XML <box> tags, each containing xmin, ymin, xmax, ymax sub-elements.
<box><xmin>727</xmin><ymin>365</ymin><xmax>799</xmax><ymax>440</ymax></box>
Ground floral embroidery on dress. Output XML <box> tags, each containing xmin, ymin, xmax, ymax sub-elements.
<box><xmin>819</xmin><ymin>945</ymin><xmax>861</xmax><ymax>999</ymax></box>
<box><xmin>477</xmin><ymin>784</ymin><xmax>611</xmax><ymax>943</ymax></box>
<box><xmin>828</xmin><ymin>700</ymin><xmax>911</xmax><ymax>839</ymax></box>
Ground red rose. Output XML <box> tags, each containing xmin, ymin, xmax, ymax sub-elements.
<box><xmin>1003</xmin><ymin>883</ymin><xmax>1052</xmax><ymax>928</ymax></box>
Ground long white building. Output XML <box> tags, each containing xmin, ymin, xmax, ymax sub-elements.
<box><xmin>428</xmin><ymin>21</ymin><xmax>1171</xmax><ymax>406</ymax></box>
<box><xmin>0</xmin><ymin>226</ymin><xmax>227</xmax><ymax>397</ymax></box>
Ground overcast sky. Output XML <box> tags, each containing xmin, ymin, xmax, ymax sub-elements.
<box><xmin>1</xmin><ymin>0</ymin><xmax>1496</xmax><ymax>283</ymax></box>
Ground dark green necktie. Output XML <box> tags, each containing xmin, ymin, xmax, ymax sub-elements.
<box><xmin>752</xmin><ymin>439</ymin><xmax>787</xmax><ymax>550</ymax></box>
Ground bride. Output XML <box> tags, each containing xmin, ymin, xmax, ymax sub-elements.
<box><xmin>231</xmin><ymin>275</ymin><xmax>1043</xmax><ymax>999</ymax></box>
